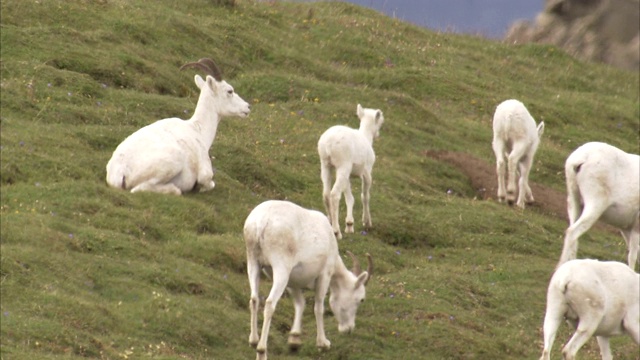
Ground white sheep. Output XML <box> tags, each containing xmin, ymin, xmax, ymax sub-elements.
<box><xmin>558</xmin><ymin>141</ymin><xmax>639</xmax><ymax>269</ymax></box>
<box><xmin>317</xmin><ymin>104</ymin><xmax>384</xmax><ymax>239</ymax></box>
<box><xmin>243</xmin><ymin>200</ymin><xmax>372</xmax><ymax>360</ymax></box>
<box><xmin>105</xmin><ymin>58</ymin><xmax>250</xmax><ymax>195</ymax></box>
<box><xmin>539</xmin><ymin>259</ymin><xmax>639</xmax><ymax>360</ymax></box>
<box><xmin>491</xmin><ymin>99</ymin><xmax>545</xmax><ymax>208</ymax></box>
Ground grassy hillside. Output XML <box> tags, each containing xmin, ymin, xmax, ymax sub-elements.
<box><xmin>1</xmin><ymin>1</ymin><xmax>638</xmax><ymax>359</ymax></box>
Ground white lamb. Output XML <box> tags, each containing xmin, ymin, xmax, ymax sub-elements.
<box><xmin>539</xmin><ymin>259</ymin><xmax>639</xmax><ymax>360</ymax></box>
<box><xmin>558</xmin><ymin>141</ymin><xmax>639</xmax><ymax>269</ymax></box>
<box><xmin>491</xmin><ymin>99</ymin><xmax>545</xmax><ymax>209</ymax></box>
<box><xmin>105</xmin><ymin>58</ymin><xmax>250</xmax><ymax>195</ymax></box>
<box><xmin>243</xmin><ymin>200</ymin><xmax>372</xmax><ymax>360</ymax></box>
<box><xmin>317</xmin><ymin>104</ymin><xmax>384</xmax><ymax>239</ymax></box>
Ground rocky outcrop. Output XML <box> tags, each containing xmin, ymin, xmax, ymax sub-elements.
<box><xmin>505</xmin><ymin>0</ymin><xmax>639</xmax><ymax>71</ymax></box>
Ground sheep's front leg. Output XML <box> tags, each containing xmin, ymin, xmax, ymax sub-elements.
<box><xmin>313</xmin><ymin>275</ymin><xmax>331</xmax><ymax>350</ymax></box>
<box><xmin>196</xmin><ymin>156</ymin><xmax>216</xmax><ymax>192</ymax></box>
<box><xmin>361</xmin><ymin>172</ymin><xmax>372</xmax><ymax>229</ymax></box>
<box><xmin>287</xmin><ymin>288</ymin><xmax>305</xmax><ymax>351</ymax></box>
<box><xmin>622</xmin><ymin>305</ymin><xmax>640</xmax><ymax>344</ymax></box>
<box><xmin>595</xmin><ymin>336</ymin><xmax>613</xmax><ymax>360</ymax></box>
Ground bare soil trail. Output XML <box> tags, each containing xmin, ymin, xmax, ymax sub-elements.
<box><xmin>425</xmin><ymin>150</ymin><xmax>567</xmax><ymax>221</ymax></box>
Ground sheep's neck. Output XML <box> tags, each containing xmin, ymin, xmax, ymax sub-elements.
<box><xmin>189</xmin><ymin>90</ymin><xmax>220</xmax><ymax>148</ymax></box>
<box><xmin>329</xmin><ymin>258</ymin><xmax>352</xmax><ymax>291</ymax></box>
<box><xmin>358</xmin><ymin>126</ymin><xmax>376</xmax><ymax>145</ymax></box>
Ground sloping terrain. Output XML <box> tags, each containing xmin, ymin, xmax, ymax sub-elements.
<box><xmin>1</xmin><ymin>1</ymin><xmax>638</xmax><ymax>359</ymax></box>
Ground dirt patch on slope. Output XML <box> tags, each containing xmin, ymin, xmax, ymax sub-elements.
<box><xmin>424</xmin><ymin>150</ymin><xmax>568</xmax><ymax>220</ymax></box>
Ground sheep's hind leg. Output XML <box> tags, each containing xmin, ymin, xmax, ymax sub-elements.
<box><xmin>517</xmin><ymin>155</ymin><xmax>534</xmax><ymax>208</ymax></box>
<box><xmin>558</xmin><ymin>201</ymin><xmax>607</xmax><ymax>266</ymax></box>
<box><xmin>539</xmin><ymin>290</ymin><xmax>566</xmax><ymax>360</ymax></box>
<box><xmin>320</xmin><ymin>162</ymin><xmax>333</xmax><ymax>222</ymax></box>
<box><xmin>247</xmin><ymin>257</ymin><xmax>261</xmax><ymax>348</ymax></box>
<box><xmin>506</xmin><ymin>144</ymin><xmax>527</xmax><ymax>206</ymax></box>
<box><xmin>561</xmin><ymin>307</ymin><xmax>603</xmax><ymax>360</ymax></box>
<box><xmin>343</xmin><ymin>180</ymin><xmax>355</xmax><ymax>234</ymax></box>
<box><xmin>492</xmin><ymin>142</ymin><xmax>507</xmax><ymax>203</ymax></box>
<box><xmin>361</xmin><ymin>171</ymin><xmax>372</xmax><ymax>229</ymax></box>
<box><xmin>621</xmin><ymin>222</ymin><xmax>639</xmax><ymax>269</ymax></box>
<box><xmin>256</xmin><ymin>266</ymin><xmax>290</xmax><ymax>360</ymax></box>
<box><xmin>330</xmin><ymin>168</ymin><xmax>351</xmax><ymax>239</ymax></box>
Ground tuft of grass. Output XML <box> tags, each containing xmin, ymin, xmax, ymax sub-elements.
<box><xmin>1</xmin><ymin>1</ymin><xmax>638</xmax><ymax>359</ymax></box>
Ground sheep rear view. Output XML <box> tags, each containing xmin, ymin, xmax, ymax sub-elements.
<box><xmin>318</xmin><ymin>104</ymin><xmax>384</xmax><ymax>239</ymax></box>
<box><xmin>558</xmin><ymin>141</ymin><xmax>639</xmax><ymax>269</ymax></box>
<box><xmin>105</xmin><ymin>58</ymin><xmax>250</xmax><ymax>195</ymax></box>
<box><xmin>491</xmin><ymin>99</ymin><xmax>544</xmax><ymax>209</ymax></box>
<box><xmin>540</xmin><ymin>259</ymin><xmax>639</xmax><ymax>360</ymax></box>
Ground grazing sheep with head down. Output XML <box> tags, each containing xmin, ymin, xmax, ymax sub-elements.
<box><xmin>244</xmin><ymin>200</ymin><xmax>372</xmax><ymax>360</ymax></box>
<box><xmin>539</xmin><ymin>259</ymin><xmax>639</xmax><ymax>360</ymax></box>
<box><xmin>558</xmin><ymin>141</ymin><xmax>639</xmax><ymax>269</ymax></box>
<box><xmin>105</xmin><ymin>58</ymin><xmax>250</xmax><ymax>195</ymax></box>
<box><xmin>317</xmin><ymin>104</ymin><xmax>384</xmax><ymax>239</ymax></box>
<box><xmin>491</xmin><ymin>99</ymin><xmax>544</xmax><ymax>209</ymax></box>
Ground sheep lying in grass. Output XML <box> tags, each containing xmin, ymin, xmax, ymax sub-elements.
<box><xmin>105</xmin><ymin>58</ymin><xmax>250</xmax><ymax>195</ymax></box>
<box><xmin>317</xmin><ymin>104</ymin><xmax>384</xmax><ymax>239</ymax></box>
<box><xmin>244</xmin><ymin>200</ymin><xmax>372</xmax><ymax>360</ymax></box>
<box><xmin>491</xmin><ymin>99</ymin><xmax>544</xmax><ymax>209</ymax></box>
<box><xmin>558</xmin><ymin>142</ymin><xmax>639</xmax><ymax>269</ymax></box>
<box><xmin>539</xmin><ymin>259</ymin><xmax>639</xmax><ymax>360</ymax></box>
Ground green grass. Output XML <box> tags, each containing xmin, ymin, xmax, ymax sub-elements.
<box><xmin>1</xmin><ymin>1</ymin><xmax>638</xmax><ymax>359</ymax></box>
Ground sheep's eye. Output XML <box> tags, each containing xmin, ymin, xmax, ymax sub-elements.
<box><xmin>227</xmin><ymin>90</ymin><xmax>233</xmax><ymax>95</ymax></box>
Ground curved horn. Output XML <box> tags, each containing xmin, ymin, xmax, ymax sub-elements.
<box><xmin>180</xmin><ymin>58</ymin><xmax>223</xmax><ymax>81</ymax></box>
<box><xmin>199</xmin><ymin>58</ymin><xmax>223</xmax><ymax>81</ymax></box>
<box><xmin>364</xmin><ymin>253</ymin><xmax>373</xmax><ymax>285</ymax></box>
<box><xmin>346</xmin><ymin>250</ymin><xmax>361</xmax><ymax>275</ymax></box>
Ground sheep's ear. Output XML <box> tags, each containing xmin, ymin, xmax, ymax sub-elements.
<box><xmin>355</xmin><ymin>271</ymin><xmax>368</xmax><ymax>289</ymax></box>
<box><xmin>375</xmin><ymin>110</ymin><xmax>383</xmax><ymax>123</ymax></box>
<box><xmin>537</xmin><ymin>121</ymin><xmax>545</xmax><ymax>137</ymax></box>
<box><xmin>205</xmin><ymin>75</ymin><xmax>217</xmax><ymax>91</ymax></box>
<box><xmin>357</xmin><ymin>104</ymin><xmax>364</xmax><ymax>118</ymax></box>
<box><xmin>194</xmin><ymin>75</ymin><xmax>205</xmax><ymax>89</ymax></box>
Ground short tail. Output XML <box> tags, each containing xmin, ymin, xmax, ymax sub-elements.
<box><xmin>564</xmin><ymin>151</ymin><xmax>587</xmax><ymax>225</ymax></box>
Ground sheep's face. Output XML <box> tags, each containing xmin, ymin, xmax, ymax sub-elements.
<box><xmin>199</xmin><ymin>75</ymin><xmax>251</xmax><ymax>118</ymax></box>
<box><xmin>329</xmin><ymin>272</ymin><xmax>368</xmax><ymax>333</ymax></box>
